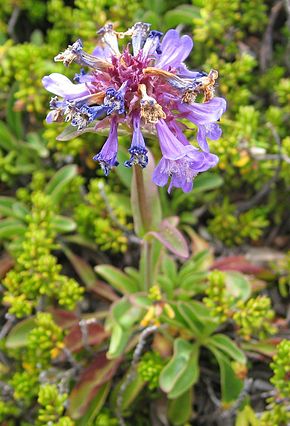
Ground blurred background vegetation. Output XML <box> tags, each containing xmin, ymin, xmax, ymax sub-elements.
<box><xmin>0</xmin><ymin>0</ymin><xmax>289</xmax><ymax>425</ymax></box>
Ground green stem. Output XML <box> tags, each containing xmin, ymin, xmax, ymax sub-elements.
<box><xmin>132</xmin><ymin>165</ymin><xmax>153</xmax><ymax>290</ymax></box>
<box><xmin>133</xmin><ymin>165</ymin><xmax>151</xmax><ymax>231</ymax></box>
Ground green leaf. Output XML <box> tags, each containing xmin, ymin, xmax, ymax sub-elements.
<box><xmin>207</xmin><ymin>334</ymin><xmax>246</xmax><ymax>364</ymax></box>
<box><xmin>107</xmin><ymin>323</ymin><xmax>131</xmax><ymax>359</ymax></box>
<box><xmin>95</xmin><ymin>265</ymin><xmax>139</xmax><ymax>294</ymax></box>
<box><xmin>0</xmin><ymin>121</ymin><xmax>17</xmax><ymax>150</ymax></box>
<box><xmin>6</xmin><ymin>87</ymin><xmax>24</xmax><ymax>140</ymax></box>
<box><xmin>164</xmin><ymin>5</ymin><xmax>200</xmax><ymax>29</ymax></box>
<box><xmin>0</xmin><ymin>197</ymin><xmax>16</xmax><ymax>217</ymax></box>
<box><xmin>111</xmin><ymin>370</ymin><xmax>145</xmax><ymax>412</ymax></box>
<box><xmin>149</xmin><ymin>217</ymin><xmax>189</xmax><ymax>259</ymax></box>
<box><xmin>177</xmin><ymin>301</ymin><xmax>217</xmax><ymax>338</ymax></box>
<box><xmin>0</xmin><ymin>219</ymin><xmax>26</xmax><ymax>239</ymax></box>
<box><xmin>131</xmin><ymin>151</ymin><xmax>162</xmax><ymax>237</ymax></box>
<box><xmin>168</xmin><ymin>389</ymin><xmax>192</xmax><ymax>425</ymax></box>
<box><xmin>51</xmin><ymin>215</ymin><xmax>77</xmax><ymax>233</ymax></box>
<box><xmin>63</xmin><ymin>246</ymin><xmax>97</xmax><ymax>288</ymax></box>
<box><xmin>194</xmin><ymin>173</ymin><xmax>224</xmax><ymax>192</ymax></box>
<box><xmin>5</xmin><ymin>318</ymin><xmax>36</xmax><ymax>349</ymax></box>
<box><xmin>111</xmin><ymin>298</ymin><xmax>143</xmax><ymax>329</ymax></box>
<box><xmin>225</xmin><ymin>271</ymin><xmax>251</xmax><ymax>301</ymax></box>
<box><xmin>76</xmin><ymin>382</ymin><xmax>111</xmax><ymax>426</ymax></box>
<box><xmin>45</xmin><ymin>164</ymin><xmax>78</xmax><ymax>204</ymax></box>
<box><xmin>115</xmin><ymin>146</ymin><xmax>132</xmax><ymax>189</ymax></box>
<box><xmin>207</xmin><ymin>346</ymin><xmax>244</xmax><ymax>403</ymax></box>
<box><xmin>159</xmin><ymin>339</ymin><xmax>199</xmax><ymax>399</ymax></box>
<box><xmin>26</xmin><ymin>132</ymin><xmax>49</xmax><ymax>158</ymax></box>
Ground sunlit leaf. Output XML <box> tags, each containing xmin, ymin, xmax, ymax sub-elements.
<box><xmin>168</xmin><ymin>388</ymin><xmax>192</xmax><ymax>425</ymax></box>
<box><xmin>45</xmin><ymin>164</ymin><xmax>78</xmax><ymax>204</ymax></box>
<box><xmin>95</xmin><ymin>264</ymin><xmax>139</xmax><ymax>294</ymax></box>
<box><xmin>207</xmin><ymin>334</ymin><xmax>246</xmax><ymax>364</ymax></box>
<box><xmin>6</xmin><ymin>318</ymin><xmax>36</xmax><ymax>349</ymax></box>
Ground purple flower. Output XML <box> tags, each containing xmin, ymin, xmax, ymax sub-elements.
<box><xmin>43</xmin><ymin>23</ymin><xmax>226</xmax><ymax>192</ymax></box>
<box><xmin>153</xmin><ymin>120</ymin><xmax>218</xmax><ymax>192</ymax></box>
<box><xmin>92</xmin><ymin>118</ymin><xmax>119</xmax><ymax>176</ymax></box>
<box><xmin>124</xmin><ymin>114</ymin><xmax>148</xmax><ymax>168</ymax></box>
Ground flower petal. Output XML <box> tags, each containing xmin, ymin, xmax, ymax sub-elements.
<box><xmin>42</xmin><ymin>73</ymin><xmax>91</xmax><ymax>99</ymax></box>
<box><xmin>157</xmin><ymin>30</ymin><xmax>193</xmax><ymax>69</ymax></box>
<box><xmin>178</xmin><ymin>97</ymin><xmax>227</xmax><ymax>125</ymax></box>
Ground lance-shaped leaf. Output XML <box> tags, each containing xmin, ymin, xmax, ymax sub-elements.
<box><xmin>177</xmin><ymin>301</ymin><xmax>217</xmax><ymax>338</ymax></box>
<box><xmin>131</xmin><ymin>151</ymin><xmax>162</xmax><ymax>237</ymax></box>
<box><xmin>110</xmin><ymin>369</ymin><xmax>146</xmax><ymax>412</ymax></box>
<box><xmin>207</xmin><ymin>334</ymin><xmax>246</xmax><ymax>364</ymax></box>
<box><xmin>107</xmin><ymin>323</ymin><xmax>131</xmax><ymax>359</ymax></box>
<box><xmin>64</xmin><ymin>323</ymin><xmax>109</xmax><ymax>353</ymax></box>
<box><xmin>225</xmin><ymin>271</ymin><xmax>251</xmax><ymax>302</ymax></box>
<box><xmin>159</xmin><ymin>338</ymin><xmax>200</xmax><ymax>399</ymax></box>
<box><xmin>207</xmin><ymin>346</ymin><xmax>244</xmax><ymax>404</ymax></box>
<box><xmin>76</xmin><ymin>382</ymin><xmax>111</xmax><ymax>426</ymax></box>
<box><xmin>51</xmin><ymin>215</ymin><xmax>77</xmax><ymax>233</ymax></box>
<box><xmin>168</xmin><ymin>388</ymin><xmax>192</xmax><ymax>425</ymax></box>
<box><xmin>68</xmin><ymin>352</ymin><xmax>121</xmax><ymax>419</ymax></box>
<box><xmin>111</xmin><ymin>298</ymin><xmax>144</xmax><ymax>330</ymax></box>
<box><xmin>45</xmin><ymin>164</ymin><xmax>78</xmax><ymax>204</ymax></box>
<box><xmin>95</xmin><ymin>264</ymin><xmax>139</xmax><ymax>294</ymax></box>
<box><xmin>0</xmin><ymin>219</ymin><xmax>26</xmax><ymax>239</ymax></box>
<box><xmin>5</xmin><ymin>318</ymin><xmax>36</xmax><ymax>349</ymax></box>
<box><xmin>149</xmin><ymin>217</ymin><xmax>189</xmax><ymax>259</ymax></box>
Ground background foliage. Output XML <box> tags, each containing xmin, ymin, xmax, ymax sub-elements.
<box><xmin>0</xmin><ymin>1</ymin><xmax>289</xmax><ymax>425</ymax></box>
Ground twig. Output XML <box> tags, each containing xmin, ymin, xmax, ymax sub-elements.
<box><xmin>97</xmin><ymin>181</ymin><xmax>141</xmax><ymax>245</ymax></box>
<box><xmin>8</xmin><ymin>7</ymin><xmax>20</xmax><ymax>41</ymax></box>
<box><xmin>116</xmin><ymin>325</ymin><xmax>158</xmax><ymax>426</ymax></box>
<box><xmin>79</xmin><ymin>318</ymin><xmax>97</xmax><ymax>353</ymax></box>
<box><xmin>236</xmin><ymin>124</ymin><xmax>283</xmax><ymax>213</ymax></box>
<box><xmin>260</xmin><ymin>1</ymin><xmax>283</xmax><ymax>71</ymax></box>
<box><xmin>0</xmin><ymin>313</ymin><xmax>15</xmax><ymax>340</ymax></box>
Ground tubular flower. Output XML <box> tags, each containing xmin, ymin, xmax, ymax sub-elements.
<box><xmin>43</xmin><ymin>23</ymin><xmax>226</xmax><ymax>192</ymax></box>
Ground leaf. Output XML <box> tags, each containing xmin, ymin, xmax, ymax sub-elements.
<box><xmin>56</xmin><ymin>123</ymin><xmax>97</xmax><ymax>141</ymax></box>
<box><xmin>0</xmin><ymin>197</ymin><xmax>16</xmax><ymax>217</ymax></box>
<box><xmin>115</xmin><ymin>146</ymin><xmax>132</xmax><ymax>189</ymax></box>
<box><xmin>177</xmin><ymin>301</ymin><xmax>217</xmax><ymax>338</ymax></box>
<box><xmin>149</xmin><ymin>217</ymin><xmax>189</xmax><ymax>259</ymax></box>
<box><xmin>51</xmin><ymin>215</ymin><xmax>77</xmax><ymax>233</ymax></box>
<box><xmin>49</xmin><ymin>308</ymin><xmax>78</xmax><ymax>329</ymax></box>
<box><xmin>208</xmin><ymin>334</ymin><xmax>246</xmax><ymax>364</ymax></box>
<box><xmin>168</xmin><ymin>389</ymin><xmax>192</xmax><ymax>425</ymax></box>
<box><xmin>64</xmin><ymin>323</ymin><xmax>108</xmax><ymax>353</ymax></box>
<box><xmin>0</xmin><ymin>121</ymin><xmax>17</xmax><ymax>150</ymax></box>
<box><xmin>159</xmin><ymin>339</ymin><xmax>199</xmax><ymax>399</ymax></box>
<box><xmin>68</xmin><ymin>352</ymin><xmax>121</xmax><ymax>419</ymax></box>
<box><xmin>107</xmin><ymin>323</ymin><xmax>131</xmax><ymax>359</ymax></box>
<box><xmin>76</xmin><ymin>382</ymin><xmax>111</xmax><ymax>426</ymax></box>
<box><xmin>111</xmin><ymin>298</ymin><xmax>144</xmax><ymax>330</ymax></box>
<box><xmin>5</xmin><ymin>318</ymin><xmax>36</xmax><ymax>349</ymax></box>
<box><xmin>25</xmin><ymin>132</ymin><xmax>49</xmax><ymax>158</ymax></box>
<box><xmin>111</xmin><ymin>370</ymin><xmax>145</xmax><ymax>412</ymax></box>
<box><xmin>212</xmin><ymin>256</ymin><xmax>266</xmax><ymax>276</ymax></box>
<box><xmin>164</xmin><ymin>5</ymin><xmax>200</xmax><ymax>29</ymax></box>
<box><xmin>6</xmin><ymin>86</ymin><xmax>24</xmax><ymax>140</ymax></box>
<box><xmin>207</xmin><ymin>346</ymin><xmax>244</xmax><ymax>403</ymax></box>
<box><xmin>0</xmin><ymin>219</ymin><xmax>26</xmax><ymax>239</ymax></box>
<box><xmin>95</xmin><ymin>265</ymin><xmax>139</xmax><ymax>294</ymax></box>
<box><xmin>225</xmin><ymin>271</ymin><xmax>251</xmax><ymax>301</ymax></box>
<box><xmin>131</xmin><ymin>151</ymin><xmax>162</xmax><ymax>237</ymax></box>
<box><xmin>45</xmin><ymin>164</ymin><xmax>78</xmax><ymax>204</ymax></box>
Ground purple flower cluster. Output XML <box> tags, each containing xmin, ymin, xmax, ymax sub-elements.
<box><xmin>42</xmin><ymin>23</ymin><xmax>226</xmax><ymax>192</ymax></box>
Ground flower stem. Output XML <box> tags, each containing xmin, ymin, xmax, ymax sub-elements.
<box><xmin>132</xmin><ymin>165</ymin><xmax>153</xmax><ymax>290</ymax></box>
<box><xmin>133</xmin><ymin>165</ymin><xmax>151</xmax><ymax>231</ymax></box>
